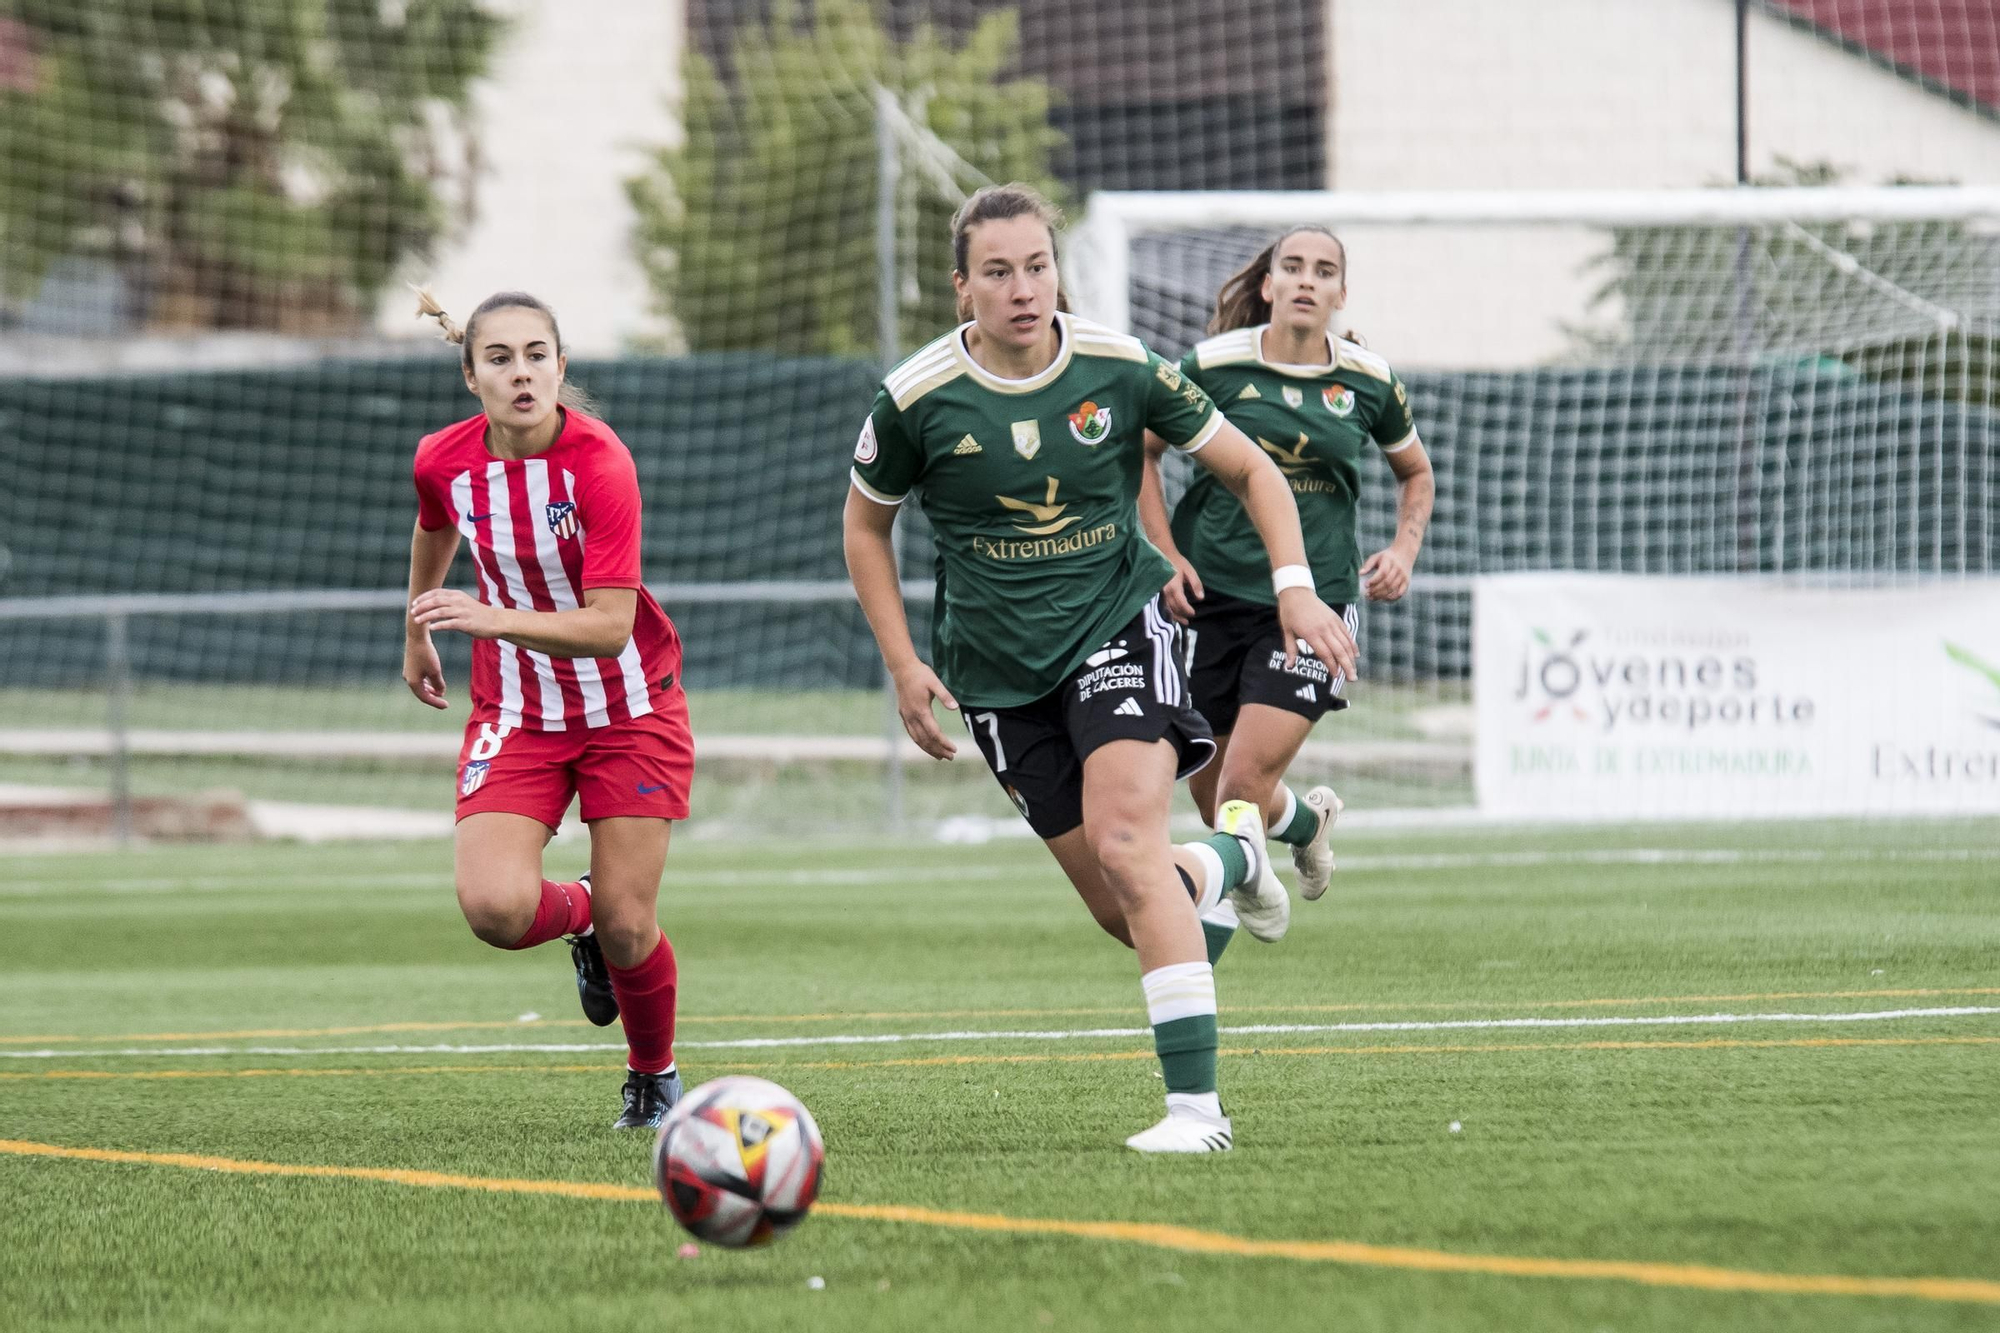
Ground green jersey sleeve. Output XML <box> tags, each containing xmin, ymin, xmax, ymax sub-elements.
<box><xmin>1372</xmin><ymin>371</ymin><xmax>1419</xmax><ymax>450</ymax></box>
<box><xmin>849</xmin><ymin>387</ymin><xmax>923</xmax><ymax>504</ymax></box>
<box><xmin>1144</xmin><ymin>352</ymin><xmax>1223</xmax><ymax>453</ymax></box>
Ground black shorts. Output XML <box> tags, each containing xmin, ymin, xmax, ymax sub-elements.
<box><xmin>1186</xmin><ymin>590</ymin><xmax>1358</xmax><ymax>735</ymax></box>
<box><xmin>962</xmin><ymin>597</ymin><xmax>1216</xmax><ymax>840</ymax></box>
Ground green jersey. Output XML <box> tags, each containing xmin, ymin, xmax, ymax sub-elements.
<box><xmin>1170</xmin><ymin>326</ymin><xmax>1417</xmax><ymax>605</ymax></box>
<box><xmin>852</xmin><ymin>313</ymin><xmax>1222</xmax><ymax>707</ymax></box>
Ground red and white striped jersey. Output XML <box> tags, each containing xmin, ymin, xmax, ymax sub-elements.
<box><xmin>413</xmin><ymin>410</ymin><xmax>682</xmax><ymax>731</ymax></box>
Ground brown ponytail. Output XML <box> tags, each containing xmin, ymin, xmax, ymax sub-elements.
<box><xmin>413</xmin><ymin>285</ymin><xmax>601</xmax><ymax>415</ymax></box>
<box><xmin>1207</xmin><ymin>225</ymin><xmax>1356</xmax><ymax>343</ymax></box>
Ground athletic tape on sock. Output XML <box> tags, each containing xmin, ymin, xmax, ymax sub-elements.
<box><xmin>1141</xmin><ymin>961</ymin><xmax>1218</xmax><ymax>1026</ymax></box>
<box><xmin>1180</xmin><ymin>843</ymin><xmax>1225</xmax><ymax>913</ymax></box>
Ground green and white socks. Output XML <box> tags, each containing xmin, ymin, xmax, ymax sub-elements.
<box><xmin>1176</xmin><ymin>836</ymin><xmax>1247</xmax><ymax>966</ymax></box>
<box><xmin>1195</xmin><ymin>785</ymin><xmax>1318</xmax><ymax>963</ymax></box>
<box><xmin>1141</xmin><ymin>960</ymin><xmax>1222</xmax><ymax>1120</ymax></box>
<box><xmin>1269</xmin><ymin>784</ymin><xmax>1320</xmax><ymax>847</ymax></box>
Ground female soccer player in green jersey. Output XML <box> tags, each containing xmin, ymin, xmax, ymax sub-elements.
<box><xmin>1140</xmin><ymin>226</ymin><xmax>1435</xmax><ymax>961</ymax></box>
<box><xmin>844</xmin><ymin>185</ymin><xmax>1358</xmax><ymax>1154</ymax></box>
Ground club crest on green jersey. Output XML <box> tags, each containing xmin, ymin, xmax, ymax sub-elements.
<box><xmin>1324</xmin><ymin>386</ymin><xmax>1356</xmax><ymax>417</ymax></box>
<box><xmin>1281</xmin><ymin>385</ymin><xmax>1303</xmax><ymax>408</ymax></box>
<box><xmin>1011</xmin><ymin>419</ymin><xmax>1041</xmax><ymax>460</ymax></box>
<box><xmin>1066</xmin><ymin>400</ymin><xmax>1111</xmax><ymax>446</ymax></box>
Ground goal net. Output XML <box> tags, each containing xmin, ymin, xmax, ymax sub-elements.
<box><xmin>1070</xmin><ymin>184</ymin><xmax>2000</xmax><ymax>815</ymax></box>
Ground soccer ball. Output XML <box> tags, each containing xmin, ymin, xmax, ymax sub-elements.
<box><xmin>653</xmin><ymin>1075</ymin><xmax>825</xmax><ymax>1249</ymax></box>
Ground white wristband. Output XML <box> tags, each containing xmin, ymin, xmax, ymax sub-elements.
<box><xmin>1272</xmin><ymin>564</ymin><xmax>1315</xmax><ymax>596</ymax></box>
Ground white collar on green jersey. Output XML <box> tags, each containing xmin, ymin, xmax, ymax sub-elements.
<box><xmin>1254</xmin><ymin>324</ymin><xmax>1339</xmax><ymax>377</ymax></box>
<box><xmin>952</xmin><ymin>311</ymin><xmax>1075</xmax><ymax>394</ymax></box>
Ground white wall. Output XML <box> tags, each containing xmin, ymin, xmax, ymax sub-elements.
<box><xmin>1332</xmin><ymin>0</ymin><xmax>1999</xmax><ymax>191</ymax></box>
<box><xmin>1324</xmin><ymin>0</ymin><xmax>2000</xmax><ymax>369</ymax></box>
<box><xmin>375</xmin><ymin>0</ymin><xmax>682</xmax><ymax>355</ymax></box>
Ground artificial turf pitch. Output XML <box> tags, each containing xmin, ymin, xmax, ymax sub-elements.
<box><xmin>3</xmin><ymin>820</ymin><xmax>1997</xmax><ymax>1331</ymax></box>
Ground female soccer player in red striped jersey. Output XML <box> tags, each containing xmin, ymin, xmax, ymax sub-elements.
<box><xmin>403</xmin><ymin>289</ymin><xmax>694</xmax><ymax>1129</ymax></box>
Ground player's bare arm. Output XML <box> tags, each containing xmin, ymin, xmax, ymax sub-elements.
<box><xmin>1140</xmin><ymin>429</ymin><xmax>1204</xmax><ymax>623</ymax></box>
<box><xmin>1360</xmin><ymin>438</ymin><xmax>1434</xmax><ymax>603</ymax></box>
<box><xmin>842</xmin><ymin>483</ymin><xmax>958</xmax><ymax>760</ymax></box>
<box><xmin>410</xmin><ymin>585</ymin><xmax>637</xmax><ymax>659</ymax></box>
<box><xmin>403</xmin><ymin>520</ymin><xmax>461</xmax><ymax>708</ymax></box>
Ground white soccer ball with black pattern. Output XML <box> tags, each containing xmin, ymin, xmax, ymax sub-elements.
<box><xmin>653</xmin><ymin>1075</ymin><xmax>825</xmax><ymax>1249</ymax></box>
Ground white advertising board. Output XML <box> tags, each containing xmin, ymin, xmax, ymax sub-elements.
<box><xmin>1474</xmin><ymin>575</ymin><xmax>2000</xmax><ymax>820</ymax></box>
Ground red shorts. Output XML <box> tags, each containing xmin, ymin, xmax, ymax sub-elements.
<box><xmin>454</xmin><ymin>694</ymin><xmax>695</xmax><ymax>829</ymax></box>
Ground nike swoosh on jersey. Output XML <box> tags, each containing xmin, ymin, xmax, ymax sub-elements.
<box><xmin>636</xmin><ymin>783</ymin><xmax>669</xmax><ymax>795</ymax></box>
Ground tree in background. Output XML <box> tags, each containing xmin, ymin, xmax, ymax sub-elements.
<box><xmin>629</xmin><ymin>0</ymin><xmax>1064</xmax><ymax>357</ymax></box>
<box><xmin>0</xmin><ymin>0</ymin><xmax>498</xmax><ymax>333</ymax></box>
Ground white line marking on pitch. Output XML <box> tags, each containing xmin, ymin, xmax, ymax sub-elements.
<box><xmin>0</xmin><ymin>864</ymin><xmax>1020</xmax><ymax>896</ymax></box>
<box><xmin>1340</xmin><ymin>847</ymin><xmax>2000</xmax><ymax>872</ymax></box>
<box><xmin>6</xmin><ymin>844</ymin><xmax>1996</xmax><ymax>896</ymax></box>
<box><xmin>4</xmin><ymin>1006</ymin><xmax>1994</xmax><ymax>1060</ymax></box>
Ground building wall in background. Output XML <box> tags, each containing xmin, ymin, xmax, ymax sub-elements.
<box><xmin>1322</xmin><ymin>0</ymin><xmax>2000</xmax><ymax>370</ymax></box>
<box><xmin>1332</xmin><ymin>0</ymin><xmax>1999</xmax><ymax>191</ymax></box>
<box><xmin>375</xmin><ymin>0</ymin><xmax>683</xmax><ymax>355</ymax></box>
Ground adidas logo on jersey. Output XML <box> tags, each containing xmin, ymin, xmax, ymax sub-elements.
<box><xmin>954</xmin><ymin>434</ymin><xmax>983</xmax><ymax>455</ymax></box>
<box><xmin>1113</xmin><ymin>698</ymin><xmax>1145</xmax><ymax>718</ymax></box>
<box><xmin>1237</xmin><ymin>383</ymin><xmax>1261</xmax><ymax>400</ymax></box>
<box><xmin>1295</xmin><ymin>684</ymin><xmax>1317</xmax><ymax>702</ymax></box>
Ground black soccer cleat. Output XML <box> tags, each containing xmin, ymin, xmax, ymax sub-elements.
<box><xmin>611</xmin><ymin>1067</ymin><xmax>683</xmax><ymax>1130</ymax></box>
<box><xmin>566</xmin><ymin>875</ymin><xmax>619</xmax><ymax>1027</ymax></box>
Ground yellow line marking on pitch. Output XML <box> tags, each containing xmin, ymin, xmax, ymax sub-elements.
<box><xmin>1</xmin><ymin>1137</ymin><xmax>1994</xmax><ymax>1306</ymax></box>
<box><xmin>4</xmin><ymin>1035</ymin><xmax>1994</xmax><ymax>1082</ymax></box>
<box><xmin>7</xmin><ymin>987</ymin><xmax>1999</xmax><ymax>1047</ymax></box>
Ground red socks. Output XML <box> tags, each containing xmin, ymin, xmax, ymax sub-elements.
<box><xmin>504</xmin><ymin>886</ymin><xmax>677</xmax><ymax>1076</ymax></box>
<box><xmin>504</xmin><ymin>880</ymin><xmax>593</xmax><ymax>950</ymax></box>
<box><xmin>608</xmin><ymin>930</ymin><xmax>679</xmax><ymax>1075</ymax></box>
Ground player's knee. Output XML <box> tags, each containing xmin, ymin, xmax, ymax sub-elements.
<box><xmin>1218</xmin><ymin>763</ymin><xmax>1284</xmax><ymax>811</ymax></box>
<box><xmin>592</xmin><ymin>912</ymin><xmax>661</xmax><ymax>969</ymax></box>
<box><xmin>456</xmin><ymin>881</ymin><xmax>532</xmax><ymax>947</ymax></box>
<box><xmin>1086</xmin><ymin>822</ymin><xmax>1155</xmax><ymax>896</ymax></box>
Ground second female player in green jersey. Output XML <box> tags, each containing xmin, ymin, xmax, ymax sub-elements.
<box><xmin>1141</xmin><ymin>226</ymin><xmax>1435</xmax><ymax>962</ymax></box>
<box><xmin>844</xmin><ymin>186</ymin><xmax>1358</xmax><ymax>1154</ymax></box>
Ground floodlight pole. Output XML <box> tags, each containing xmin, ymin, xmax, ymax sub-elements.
<box><xmin>875</xmin><ymin>84</ymin><xmax>906</xmax><ymax>832</ymax></box>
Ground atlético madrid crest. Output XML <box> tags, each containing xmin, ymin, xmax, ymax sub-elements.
<box><xmin>460</xmin><ymin>760</ymin><xmax>491</xmax><ymax>797</ymax></box>
<box><xmin>545</xmin><ymin>501</ymin><xmax>578</xmax><ymax>539</ymax></box>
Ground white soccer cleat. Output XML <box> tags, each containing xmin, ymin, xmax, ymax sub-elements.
<box><xmin>1125</xmin><ymin>1110</ymin><xmax>1233</xmax><ymax>1154</ymax></box>
<box><xmin>1292</xmin><ymin>785</ymin><xmax>1345</xmax><ymax>902</ymax></box>
<box><xmin>1217</xmin><ymin>799</ymin><xmax>1289</xmax><ymax>943</ymax></box>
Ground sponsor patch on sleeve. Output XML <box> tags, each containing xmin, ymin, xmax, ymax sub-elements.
<box><xmin>854</xmin><ymin>416</ymin><xmax>879</xmax><ymax>464</ymax></box>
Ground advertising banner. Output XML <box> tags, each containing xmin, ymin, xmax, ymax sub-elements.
<box><xmin>1474</xmin><ymin>575</ymin><xmax>2000</xmax><ymax>819</ymax></box>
